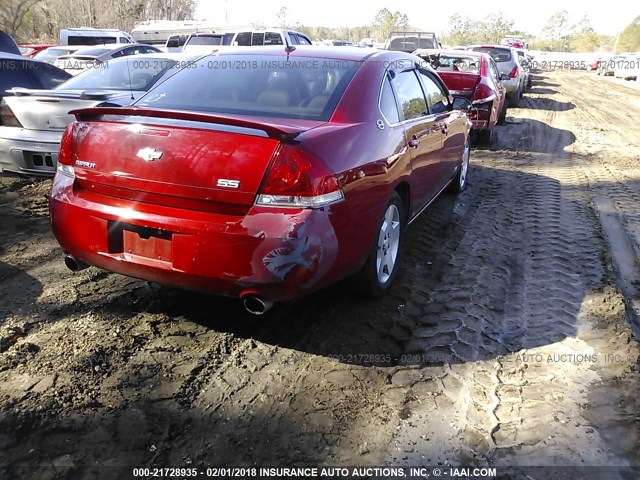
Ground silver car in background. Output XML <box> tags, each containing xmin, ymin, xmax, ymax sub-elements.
<box><xmin>467</xmin><ymin>45</ymin><xmax>526</xmax><ymax>106</ymax></box>
<box><xmin>0</xmin><ymin>54</ymin><xmax>195</xmax><ymax>176</ymax></box>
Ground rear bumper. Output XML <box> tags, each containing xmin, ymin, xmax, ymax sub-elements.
<box><xmin>49</xmin><ymin>174</ymin><xmax>344</xmax><ymax>301</ymax></box>
<box><xmin>0</xmin><ymin>127</ymin><xmax>62</xmax><ymax>177</ymax></box>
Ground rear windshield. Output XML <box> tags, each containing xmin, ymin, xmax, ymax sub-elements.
<box><xmin>471</xmin><ymin>47</ymin><xmax>512</xmax><ymax>63</ymax></box>
<box><xmin>421</xmin><ymin>54</ymin><xmax>480</xmax><ymax>73</ymax></box>
<box><xmin>70</xmin><ymin>47</ymin><xmax>111</xmax><ymax>57</ymax></box>
<box><xmin>136</xmin><ymin>55</ymin><xmax>361</xmax><ymax>121</ymax></box>
<box><xmin>57</xmin><ymin>58</ymin><xmax>177</xmax><ymax>91</ymax></box>
<box><xmin>187</xmin><ymin>35</ymin><xmax>224</xmax><ymax>46</ymax></box>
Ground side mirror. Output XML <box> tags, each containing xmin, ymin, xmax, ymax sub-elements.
<box><xmin>452</xmin><ymin>96</ymin><xmax>472</xmax><ymax>112</ymax></box>
<box><xmin>500</xmin><ymin>73</ymin><xmax>510</xmax><ymax>81</ymax></box>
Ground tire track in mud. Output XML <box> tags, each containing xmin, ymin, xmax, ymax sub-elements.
<box><xmin>389</xmin><ymin>72</ymin><xmax>639</xmax><ymax>467</ymax></box>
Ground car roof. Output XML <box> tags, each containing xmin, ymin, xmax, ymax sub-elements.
<box><xmin>209</xmin><ymin>45</ymin><xmax>387</xmax><ymax>62</ymax></box>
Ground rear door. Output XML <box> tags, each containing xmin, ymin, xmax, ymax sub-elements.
<box><xmin>389</xmin><ymin>68</ymin><xmax>443</xmax><ymax>211</ymax></box>
<box><xmin>418</xmin><ymin>70</ymin><xmax>466</xmax><ymax>183</ymax></box>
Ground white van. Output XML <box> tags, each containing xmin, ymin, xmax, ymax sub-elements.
<box><xmin>60</xmin><ymin>28</ymin><xmax>134</xmax><ymax>46</ymax></box>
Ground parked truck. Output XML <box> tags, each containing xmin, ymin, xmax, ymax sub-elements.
<box><xmin>384</xmin><ymin>31</ymin><xmax>441</xmax><ymax>52</ymax></box>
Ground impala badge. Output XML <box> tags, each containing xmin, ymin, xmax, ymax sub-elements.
<box><xmin>136</xmin><ymin>147</ymin><xmax>163</xmax><ymax>162</ymax></box>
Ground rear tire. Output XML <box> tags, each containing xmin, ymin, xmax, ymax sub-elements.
<box><xmin>449</xmin><ymin>143</ymin><xmax>470</xmax><ymax>193</ymax></box>
<box><xmin>357</xmin><ymin>192</ymin><xmax>405</xmax><ymax>297</ymax></box>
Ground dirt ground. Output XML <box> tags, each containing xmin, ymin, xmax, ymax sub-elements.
<box><xmin>0</xmin><ymin>70</ymin><xmax>639</xmax><ymax>479</ymax></box>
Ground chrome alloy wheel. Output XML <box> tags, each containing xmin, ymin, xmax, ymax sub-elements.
<box><xmin>376</xmin><ymin>203</ymin><xmax>401</xmax><ymax>284</ymax></box>
<box><xmin>459</xmin><ymin>145</ymin><xmax>470</xmax><ymax>189</ymax></box>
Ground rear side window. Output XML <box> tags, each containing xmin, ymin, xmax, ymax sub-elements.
<box><xmin>251</xmin><ymin>33</ymin><xmax>265</xmax><ymax>46</ymax></box>
<box><xmin>235</xmin><ymin>32</ymin><xmax>252</xmax><ymax>46</ymax></box>
<box><xmin>390</xmin><ymin>70</ymin><xmax>427</xmax><ymax>120</ymax></box>
<box><xmin>379</xmin><ymin>74</ymin><xmax>400</xmax><ymax>123</ymax></box>
<box><xmin>472</xmin><ymin>47</ymin><xmax>511</xmax><ymax>63</ymax></box>
<box><xmin>264</xmin><ymin>32</ymin><xmax>283</xmax><ymax>45</ymax></box>
<box><xmin>136</xmin><ymin>55</ymin><xmax>361</xmax><ymax>121</ymax></box>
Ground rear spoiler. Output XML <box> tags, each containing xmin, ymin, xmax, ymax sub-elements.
<box><xmin>9</xmin><ymin>88</ymin><xmax>116</xmax><ymax>101</ymax></box>
<box><xmin>69</xmin><ymin>106</ymin><xmax>303</xmax><ymax>141</ymax></box>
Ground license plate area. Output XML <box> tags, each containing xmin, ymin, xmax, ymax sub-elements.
<box><xmin>108</xmin><ymin>222</ymin><xmax>172</xmax><ymax>262</ymax></box>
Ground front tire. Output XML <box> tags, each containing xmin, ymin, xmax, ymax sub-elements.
<box><xmin>357</xmin><ymin>192</ymin><xmax>405</xmax><ymax>297</ymax></box>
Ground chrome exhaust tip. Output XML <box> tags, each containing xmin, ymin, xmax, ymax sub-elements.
<box><xmin>242</xmin><ymin>295</ymin><xmax>274</xmax><ymax>315</ymax></box>
<box><xmin>64</xmin><ymin>255</ymin><xmax>89</xmax><ymax>272</ymax></box>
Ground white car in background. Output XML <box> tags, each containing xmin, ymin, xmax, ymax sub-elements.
<box><xmin>32</xmin><ymin>46</ymin><xmax>82</xmax><ymax>64</ymax></box>
<box><xmin>54</xmin><ymin>44</ymin><xmax>162</xmax><ymax>75</ymax></box>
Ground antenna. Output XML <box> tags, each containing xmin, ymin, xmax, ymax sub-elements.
<box><xmin>125</xmin><ymin>57</ymin><xmax>134</xmax><ymax>100</ymax></box>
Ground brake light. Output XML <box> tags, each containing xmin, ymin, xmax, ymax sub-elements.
<box><xmin>0</xmin><ymin>104</ymin><xmax>23</xmax><ymax>128</ymax></box>
<box><xmin>509</xmin><ymin>66</ymin><xmax>519</xmax><ymax>78</ymax></box>
<box><xmin>472</xmin><ymin>83</ymin><xmax>496</xmax><ymax>104</ymax></box>
<box><xmin>256</xmin><ymin>144</ymin><xmax>343</xmax><ymax>208</ymax></box>
<box><xmin>57</xmin><ymin>123</ymin><xmax>75</xmax><ymax>177</ymax></box>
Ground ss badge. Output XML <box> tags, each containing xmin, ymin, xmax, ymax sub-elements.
<box><xmin>217</xmin><ymin>179</ymin><xmax>240</xmax><ymax>189</ymax></box>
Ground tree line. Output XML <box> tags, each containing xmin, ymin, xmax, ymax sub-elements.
<box><xmin>1</xmin><ymin>0</ymin><xmax>197</xmax><ymax>42</ymax></box>
<box><xmin>2</xmin><ymin>2</ymin><xmax>639</xmax><ymax>54</ymax></box>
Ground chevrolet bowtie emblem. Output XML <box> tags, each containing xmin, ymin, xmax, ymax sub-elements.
<box><xmin>136</xmin><ymin>147</ymin><xmax>163</xmax><ymax>162</ymax></box>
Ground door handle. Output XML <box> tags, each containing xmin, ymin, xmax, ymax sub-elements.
<box><xmin>441</xmin><ymin>124</ymin><xmax>449</xmax><ymax>135</ymax></box>
<box><xmin>408</xmin><ymin>135</ymin><xmax>419</xmax><ymax>149</ymax></box>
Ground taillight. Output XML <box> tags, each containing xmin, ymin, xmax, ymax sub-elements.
<box><xmin>509</xmin><ymin>66</ymin><xmax>519</xmax><ymax>78</ymax></box>
<box><xmin>255</xmin><ymin>144</ymin><xmax>343</xmax><ymax>208</ymax></box>
<box><xmin>57</xmin><ymin>123</ymin><xmax>75</xmax><ymax>177</ymax></box>
<box><xmin>472</xmin><ymin>83</ymin><xmax>496</xmax><ymax>104</ymax></box>
<box><xmin>0</xmin><ymin>104</ymin><xmax>23</xmax><ymax>128</ymax></box>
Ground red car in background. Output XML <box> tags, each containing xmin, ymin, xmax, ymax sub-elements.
<box><xmin>500</xmin><ymin>37</ymin><xmax>526</xmax><ymax>49</ymax></box>
<box><xmin>18</xmin><ymin>44</ymin><xmax>56</xmax><ymax>57</ymax></box>
<box><xmin>49</xmin><ymin>47</ymin><xmax>472</xmax><ymax>313</ymax></box>
<box><xmin>415</xmin><ymin>49</ymin><xmax>507</xmax><ymax>144</ymax></box>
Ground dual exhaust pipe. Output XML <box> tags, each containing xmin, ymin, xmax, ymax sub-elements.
<box><xmin>64</xmin><ymin>255</ymin><xmax>274</xmax><ymax>315</ymax></box>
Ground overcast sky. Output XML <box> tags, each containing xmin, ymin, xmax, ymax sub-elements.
<box><xmin>196</xmin><ymin>1</ymin><xmax>636</xmax><ymax>37</ymax></box>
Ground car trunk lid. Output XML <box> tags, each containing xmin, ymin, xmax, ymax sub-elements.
<box><xmin>4</xmin><ymin>89</ymin><xmax>140</xmax><ymax>130</ymax></box>
<box><xmin>437</xmin><ymin>71</ymin><xmax>480</xmax><ymax>100</ymax></box>
<box><xmin>68</xmin><ymin>106</ymin><xmax>324</xmax><ymax>212</ymax></box>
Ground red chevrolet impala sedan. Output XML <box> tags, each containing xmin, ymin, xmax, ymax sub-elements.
<box><xmin>50</xmin><ymin>46</ymin><xmax>471</xmax><ymax>314</ymax></box>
